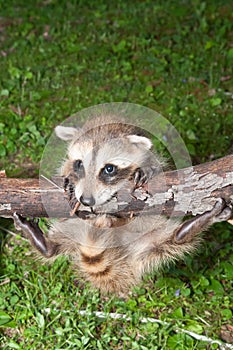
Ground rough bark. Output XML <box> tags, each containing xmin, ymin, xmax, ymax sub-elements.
<box><xmin>0</xmin><ymin>155</ymin><xmax>233</xmax><ymax>219</ymax></box>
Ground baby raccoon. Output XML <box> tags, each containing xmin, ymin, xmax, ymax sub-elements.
<box><xmin>14</xmin><ymin>115</ymin><xmax>233</xmax><ymax>294</ymax></box>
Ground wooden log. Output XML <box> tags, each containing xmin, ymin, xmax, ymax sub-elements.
<box><xmin>0</xmin><ymin>155</ymin><xmax>233</xmax><ymax>219</ymax></box>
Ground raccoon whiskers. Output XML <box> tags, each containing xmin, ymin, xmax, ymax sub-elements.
<box><xmin>70</xmin><ymin>201</ymin><xmax>81</xmax><ymax>216</ymax></box>
<box><xmin>40</xmin><ymin>174</ymin><xmax>64</xmax><ymax>192</ymax></box>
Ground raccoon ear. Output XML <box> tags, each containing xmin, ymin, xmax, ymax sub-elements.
<box><xmin>127</xmin><ymin>135</ymin><xmax>152</xmax><ymax>150</ymax></box>
<box><xmin>55</xmin><ymin>125</ymin><xmax>79</xmax><ymax>141</ymax></box>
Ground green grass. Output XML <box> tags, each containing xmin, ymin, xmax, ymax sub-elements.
<box><xmin>0</xmin><ymin>0</ymin><xmax>233</xmax><ymax>349</ymax></box>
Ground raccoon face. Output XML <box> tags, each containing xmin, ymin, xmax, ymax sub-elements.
<box><xmin>55</xmin><ymin>124</ymin><xmax>157</xmax><ymax>207</ymax></box>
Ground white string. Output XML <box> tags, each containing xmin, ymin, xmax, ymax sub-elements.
<box><xmin>44</xmin><ymin>308</ymin><xmax>233</xmax><ymax>349</ymax></box>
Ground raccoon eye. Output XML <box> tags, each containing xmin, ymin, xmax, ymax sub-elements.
<box><xmin>103</xmin><ymin>164</ymin><xmax>117</xmax><ymax>175</ymax></box>
<box><xmin>73</xmin><ymin>159</ymin><xmax>83</xmax><ymax>172</ymax></box>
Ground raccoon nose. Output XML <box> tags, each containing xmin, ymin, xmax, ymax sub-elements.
<box><xmin>79</xmin><ymin>195</ymin><xmax>95</xmax><ymax>207</ymax></box>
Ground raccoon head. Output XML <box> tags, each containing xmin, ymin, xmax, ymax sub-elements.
<box><xmin>55</xmin><ymin>122</ymin><xmax>163</xmax><ymax>207</ymax></box>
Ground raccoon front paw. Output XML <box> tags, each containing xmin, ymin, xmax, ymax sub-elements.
<box><xmin>211</xmin><ymin>198</ymin><xmax>233</xmax><ymax>224</ymax></box>
<box><xmin>133</xmin><ymin>166</ymin><xmax>158</xmax><ymax>187</ymax></box>
<box><xmin>12</xmin><ymin>213</ymin><xmax>52</xmax><ymax>257</ymax></box>
<box><xmin>175</xmin><ymin>198</ymin><xmax>233</xmax><ymax>243</ymax></box>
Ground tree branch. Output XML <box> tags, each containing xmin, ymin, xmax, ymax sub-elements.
<box><xmin>1</xmin><ymin>155</ymin><xmax>233</xmax><ymax>219</ymax></box>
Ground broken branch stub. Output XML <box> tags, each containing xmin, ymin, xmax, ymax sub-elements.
<box><xmin>0</xmin><ymin>155</ymin><xmax>233</xmax><ymax>219</ymax></box>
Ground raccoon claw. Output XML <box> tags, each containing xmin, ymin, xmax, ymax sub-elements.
<box><xmin>13</xmin><ymin>212</ymin><xmax>40</xmax><ymax>229</ymax></box>
<box><xmin>13</xmin><ymin>213</ymin><xmax>41</xmax><ymax>235</ymax></box>
<box><xmin>134</xmin><ymin>169</ymin><xmax>145</xmax><ymax>186</ymax></box>
<box><xmin>211</xmin><ymin>198</ymin><xmax>233</xmax><ymax>223</ymax></box>
<box><xmin>134</xmin><ymin>166</ymin><xmax>157</xmax><ymax>187</ymax></box>
<box><xmin>211</xmin><ymin>198</ymin><xmax>227</xmax><ymax>215</ymax></box>
<box><xmin>13</xmin><ymin>212</ymin><xmax>24</xmax><ymax>231</ymax></box>
<box><xmin>13</xmin><ymin>213</ymin><xmax>50</xmax><ymax>257</ymax></box>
